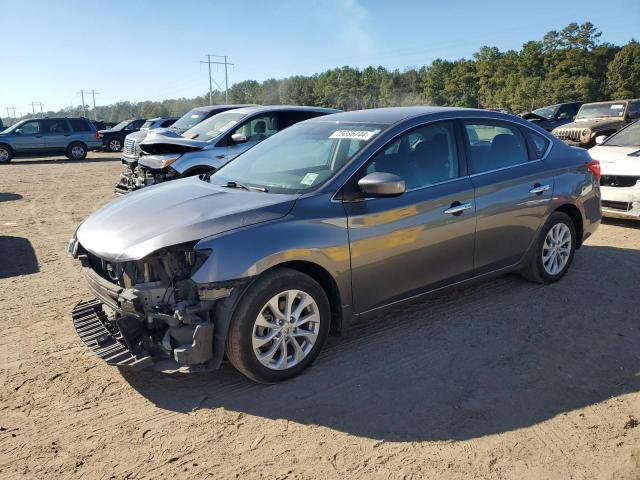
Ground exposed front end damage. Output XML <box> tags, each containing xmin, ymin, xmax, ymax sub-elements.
<box><xmin>71</xmin><ymin>242</ymin><xmax>241</xmax><ymax>371</ymax></box>
<box><xmin>114</xmin><ymin>161</ymin><xmax>178</xmax><ymax>195</ymax></box>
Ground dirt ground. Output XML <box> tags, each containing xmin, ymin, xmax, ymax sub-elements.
<box><xmin>1</xmin><ymin>152</ymin><xmax>639</xmax><ymax>479</ymax></box>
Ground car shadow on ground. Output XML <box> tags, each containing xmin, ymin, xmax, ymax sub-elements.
<box><xmin>122</xmin><ymin>245</ymin><xmax>640</xmax><ymax>442</ymax></box>
<box><xmin>0</xmin><ymin>192</ymin><xmax>22</xmax><ymax>202</ymax></box>
<box><xmin>4</xmin><ymin>156</ymin><xmax>119</xmax><ymax>165</ymax></box>
<box><xmin>602</xmin><ymin>217</ymin><xmax>640</xmax><ymax>230</ymax></box>
<box><xmin>0</xmin><ymin>236</ymin><xmax>39</xmax><ymax>278</ymax></box>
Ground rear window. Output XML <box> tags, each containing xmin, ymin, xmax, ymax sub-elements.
<box><xmin>69</xmin><ymin>118</ymin><xmax>92</xmax><ymax>132</ymax></box>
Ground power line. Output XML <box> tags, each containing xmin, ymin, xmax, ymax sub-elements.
<box><xmin>78</xmin><ymin>90</ymin><xmax>99</xmax><ymax>120</ymax></box>
<box><xmin>200</xmin><ymin>54</ymin><xmax>234</xmax><ymax>104</ymax></box>
<box><xmin>5</xmin><ymin>107</ymin><xmax>16</xmax><ymax>124</ymax></box>
<box><xmin>29</xmin><ymin>102</ymin><xmax>45</xmax><ymax>117</ymax></box>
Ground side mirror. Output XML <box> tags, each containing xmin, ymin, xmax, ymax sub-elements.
<box><xmin>231</xmin><ymin>133</ymin><xmax>247</xmax><ymax>144</ymax></box>
<box><xmin>557</xmin><ymin>112</ymin><xmax>569</xmax><ymax>120</ymax></box>
<box><xmin>595</xmin><ymin>135</ymin><xmax>607</xmax><ymax>145</ymax></box>
<box><xmin>14</xmin><ymin>128</ymin><xmax>22</xmax><ymax>135</ymax></box>
<box><xmin>358</xmin><ymin>172</ymin><xmax>405</xmax><ymax>198</ymax></box>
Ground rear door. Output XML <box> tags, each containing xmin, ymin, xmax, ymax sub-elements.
<box><xmin>12</xmin><ymin>120</ymin><xmax>44</xmax><ymax>152</ymax></box>
<box><xmin>464</xmin><ymin>119</ymin><xmax>553</xmax><ymax>274</ymax></box>
<box><xmin>344</xmin><ymin>120</ymin><xmax>476</xmax><ymax>313</ymax></box>
<box><xmin>42</xmin><ymin>119</ymin><xmax>71</xmax><ymax>150</ymax></box>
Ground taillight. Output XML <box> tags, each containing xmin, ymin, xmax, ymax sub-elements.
<box><xmin>96</xmin><ymin>132</ymin><xmax>103</xmax><ymax>140</ymax></box>
<box><xmin>586</xmin><ymin>159</ymin><xmax>601</xmax><ymax>182</ymax></box>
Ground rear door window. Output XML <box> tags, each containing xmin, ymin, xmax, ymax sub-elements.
<box><xmin>161</xmin><ymin>119</ymin><xmax>176</xmax><ymax>127</ymax></box>
<box><xmin>42</xmin><ymin>119</ymin><xmax>70</xmax><ymax>133</ymax></box>
<box><xmin>464</xmin><ymin>122</ymin><xmax>529</xmax><ymax>174</ymax></box>
<box><xmin>69</xmin><ymin>119</ymin><xmax>92</xmax><ymax>132</ymax></box>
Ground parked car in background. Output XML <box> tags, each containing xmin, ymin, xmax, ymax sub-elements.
<box><xmin>70</xmin><ymin>107</ymin><xmax>601</xmax><ymax>382</ymax></box>
<box><xmin>552</xmin><ymin>99</ymin><xmax>640</xmax><ymax>148</ymax></box>
<box><xmin>0</xmin><ymin>118</ymin><xmax>5</xmax><ymax>131</ymax></box>
<box><xmin>114</xmin><ymin>105</ymin><xmax>338</xmax><ymax>194</ymax></box>
<box><xmin>118</xmin><ymin>105</ymin><xmax>254</xmax><ymax>191</ymax></box>
<box><xmin>589</xmin><ymin>120</ymin><xmax>640</xmax><ymax>219</ymax></box>
<box><xmin>140</xmin><ymin>117</ymin><xmax>178</xmax><ymax>131</ymax></box>
<box><xmin>92</xmin><ymin>120</ymin><xmax>118</xmax><ymax>131</ymax></box>
<box><xmin>98</xmin><ymin>118</ymin><xmax>146</xmax><ymax>152</ymax></box>
<box><xmin>0</xmin><ymin>117</ymin><xmax>101</xmax><ymax>163</ymax></box>
<box><xmin>521</xmin><ymin>101</ymin><xmax>584</xmax><ymax>131</ymax></box>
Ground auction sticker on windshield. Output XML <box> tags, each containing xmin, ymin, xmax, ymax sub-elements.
<box><xmin>300</xmin><ymin>172</ymin><xmax>319</xmax><ymax>185</ymax></box>
<box><xmin>329</xmin><ymin>130</ymin><xmax>378</xmax><ymax>141</ymax></box>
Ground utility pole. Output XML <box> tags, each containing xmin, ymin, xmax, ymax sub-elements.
<box><xmin>5</xmin><ymin>107</ymin><xmax>16</xmax><ymax>125</ymax></box>
<box><xmin>78</xmin><ymin>89</ymin><xmax>100</xmax><ymax>120</ymax></box>
<box><xmin>200</xmin><ymin>54</ymin><xmax>234</xmax><ymax>104</ymax></box>
<box><xmin>29</xmin><ymin>102</ymin><xmax>44</xmax><ymax>117</ymax></box>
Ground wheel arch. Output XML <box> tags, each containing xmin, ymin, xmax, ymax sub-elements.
<box><xmin>0</xmin><ymin>142</ymin><xmax>15</xmax><ymax>155</ymax></box>
<box><xmin>262</xmin><ymin>261</ymin><xmax>344</xmax><ymax>335</ymax></box>
<box><xmin>554</xmin><ymin>203</ymin><xmax>583</xmax><ymax>248</ymax></box>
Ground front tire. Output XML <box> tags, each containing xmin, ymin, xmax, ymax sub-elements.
<box><xmin>0</xmin><ymin>144</ymin><xmax>13</xmax><ymax>163</ymax></box>
<box><xmin>522</xmin><ymin>211</ymin><xmax>576</xmax><ymax>283</ymax></box>
<box><xmin>226</xmin><ymin>268</ymin><xmax>331</xmax><ymax>383</ymax></box>
<box><xmin>107</xmin><ymin>138</ymin><xmax>122</xmax><ymax>152</ymax></box>
<box><xmin>66</xmin><ymin>142</ymin><xmax>87</xmax><ymax>160</ymax></box>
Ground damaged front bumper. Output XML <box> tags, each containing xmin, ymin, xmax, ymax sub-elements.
<box><xmin>600</xmin><ymin>184</ymin><xmax>640</xmax><ymax>220</ymax></box>
<box><xmin>72</xmin><ymin>249</ymin><xmax>243</xmax><ymax>373</ymax></box>
<box><xmin>114</xmin><ymin>162</ymin><xmax>177</xmax><ymax>195</ymax></box>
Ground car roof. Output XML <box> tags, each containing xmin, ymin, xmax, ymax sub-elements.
<box><xmin>582</xmin><ymin>99</ymin><xmax>640</xmax><ymax>106</ymax></box>
<box><xmin>193</xmin><ymin>104</ymin><xmax>256</xmax><ymax>113</ymax></box>
<box><xmin>147</xmin><ymin>117</ymin><xmax>178</xmax><ymax>121</ymax></box>
<box><xmin>230</xmin><ymin>105</ymin><xmax>340</xmax><ymax>116</ymax></box>
<box><xmin>305</xmin><ymin>106</ymin><xmax>479</xmax><ymax>125</ymax></box>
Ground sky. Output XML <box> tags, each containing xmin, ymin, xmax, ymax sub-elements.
<box><xmin>1</xmin><ymin>0</ymin><xmax>639</xmax><ymax>115</ymax></box>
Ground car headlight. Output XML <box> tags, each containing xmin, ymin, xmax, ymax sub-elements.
<box><xmin>160</xmin><ymin>155</ymin><xmax>181</xmax><ymax>169</ymax></box>
<box><xmin>68</xmin><ymin>226</ymin><xmax>80</xmax><ymax>258</ymax></box>
<box><xmin>582</xmin><ymin>128</ymin><xmax>591</xmax><ymax>139</ymax></box>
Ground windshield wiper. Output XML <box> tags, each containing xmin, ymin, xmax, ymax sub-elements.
<box><xmin>222</xmin><ymin>181</ymin><xmax>268</xmax><ymax>192</ymax></box>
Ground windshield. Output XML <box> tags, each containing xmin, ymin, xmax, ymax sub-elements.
<box><xmin>576</xmin><ymin>102</ymin><xmax>626</xmax><ymax>120</ymax></box>
<box><xmin>3</xmin><ymin>120</ymin><xmax>27</xmax><ymax>133</ymax></box>
<box><xmin>172</xmin><ymin>108</ymin><xmax>211</xmax><ymax>130</ymax></box>
<box><xmin>532</xmin><ymin>105</ymin><xmax>559</xmax><ymax>120</ymax></box>
<box><xmin>211</xmin><ymin>121</ymin><xmax>386</xmax><ymax>193</ymax></box>
<box><xmin>183</xmin><ymin>111</ymin><xmax>246</xmax><ymax>140</ymax></box>
<box><xmin>112</xmin><ymin>120</ymin><xmax>130</xmax><ymax>130</ymax></box>
<box><xmin>604</xmin><ymin>120</ymin><xmax>640</xmax><ymax>147</ymax></box>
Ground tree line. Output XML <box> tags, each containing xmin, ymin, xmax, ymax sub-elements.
<box><xmin>9</xmin><ymin>23</ymin><xmax>640</xmax><ymax>123</ymax></box>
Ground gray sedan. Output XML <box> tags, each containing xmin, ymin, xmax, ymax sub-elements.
<box><xmin>69</xmin><ymin>107</ymin><xmax>601</xmax><ymax>383</ymax></box>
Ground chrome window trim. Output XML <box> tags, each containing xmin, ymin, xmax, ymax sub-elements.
<box><xmin>469</xmin><ymin>159</ymin><xmax>542</xmax><ymax>178</ymax></box>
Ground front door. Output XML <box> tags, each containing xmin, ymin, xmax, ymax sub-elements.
<box><xmin>12</xmin><ymin>120</ymin><xmax>44</xmax><ymax>152</ymax></box>
<box><xmin>463</xmin><ymin>120</ymin><xmax>553</xmax><ymax>273</ymax></box>
<box><xmin>344</xmin><ymin>120</ymin><xmax>476</xmax><ymax>314</ymax></box>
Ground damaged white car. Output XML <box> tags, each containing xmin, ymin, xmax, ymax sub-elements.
<box><xmin>590</xmin><ymin>120</ymin><xmax>640</xmax><ymax>219</ymax></box>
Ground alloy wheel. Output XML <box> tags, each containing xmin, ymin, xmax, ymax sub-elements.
<box><xmin>71</xmin><ymin>145</ymin><xmax>85</xmax><ymax>159</ymax></box>
<box><xmin>0</xmin><ymin>148</ymin><xmax>9</xmax><ymax>162</ymax></box>
<box><xmin>542</xmin><ymin>223</ymin><xmax>572</xmax><ymax>275</ymax></box>
<box><xmin>251</xmin><ymin>289</ymin><xmax>321</xmax><ymax>370</ymax></box>
<box><xmin>109</xmin><ymin>139</ymin><xmax>121</xmax><ymax>151</ymax></box>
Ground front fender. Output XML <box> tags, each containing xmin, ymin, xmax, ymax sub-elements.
<box><xmin>171</xmin><ymin>150</ymin><xmax>229</xmax><ymax>175</ymax></box>
<box><xmin>191</xmin><ymin>195</ymin><xmax>352</xmax><ymax>314</ymax></box>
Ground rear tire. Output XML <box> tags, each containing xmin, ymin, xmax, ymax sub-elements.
<box><xmin>226</xmin><ymin>268</ymin><xmax>331</xmax><ymax>383</ymax></box>
<box><xmin>521</xmin><ymin>211</ymin><xmax>576</xmax><ymax>284</ymax></box>
<box><xmin>107</xmin><ymin>138</ymin><xmax>122</xmax><ymax>152</ymax></box>
<box><xmin>66</xmin><ymin>142</ymin><xmax>87</xmax><ymax>160</ymax></box>
<box><xmin>0</xmin><ymin>144</ymin><xmax>13</xmax><ymax>163</ymax></box>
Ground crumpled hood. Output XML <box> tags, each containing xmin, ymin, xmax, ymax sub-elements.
<box><xmin>139</xmin><ymin>130</ymin><xmax>209</xmax><ymax>155</ymax></box>
<box><xmin>521</xmin><ymin>112</ymin><xmax>547</xmax><ymax>121</ymax></box>
<box><xmin>589</xmin><ymin>145</ymin><xmax>640</xmax><ymax>176</ymax></box>
<box><xmin>77</xmin><ymin>177</ymin><xmax>298</xmax><ymax>262</ymax></box>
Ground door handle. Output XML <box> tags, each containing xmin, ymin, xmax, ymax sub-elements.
<box><xmin>529</xmin><ymin>183</ymin><xmax>550</xmax><ymax>195</ymax></box>
<box><xmin>444</xmin><ymin>201</ymin><xmax>473</xmax><ymax>216</ymax></box>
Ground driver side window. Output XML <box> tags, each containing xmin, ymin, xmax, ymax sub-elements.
<box><xmin>18</xmin><ymin>120</ymin><xmax>41</xmax><ymax>135</ymax></box>
<box><xmin>232</xmin><ymin>114</ymin><xmax>278</xmax><ymax>143</ymax></box>
<box><xmin>364</xmin><ymin>121</ymin><xmax>459</xmax><ymax>190</ymax></box>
